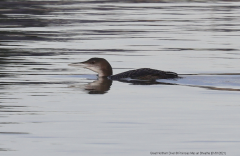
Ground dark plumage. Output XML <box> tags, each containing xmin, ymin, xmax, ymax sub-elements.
<box><xmin>69</xmin><ymin>58</ymin><xmax>179</xmax><ymax>81</ymax></box>
<box><xmin>109</xmin><ymin>68</ymin><xmax>178</xmax><ymax>80</ymax></box>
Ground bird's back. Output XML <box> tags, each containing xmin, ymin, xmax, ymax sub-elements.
<box><xmin>109</xmin><ymin>68</ymin><xmax>178</xmax><ymax>80</ymax></box>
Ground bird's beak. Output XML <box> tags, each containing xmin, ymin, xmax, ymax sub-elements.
<box><xmin>68</xmin><ymin>61</ymin><xmax>87</xmax><ymax>67</ymax></box>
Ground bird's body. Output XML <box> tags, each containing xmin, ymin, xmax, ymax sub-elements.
<box><xmin>69</xmin><ymin>58</ymin><xmax>179</xmax><ymax>81</ymax></box>
<box><xmin>109</xmin><ymin>68</ymin><xmax>178</xmax><ymax>80</ymax></box>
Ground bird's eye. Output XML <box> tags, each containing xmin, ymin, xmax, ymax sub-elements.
<box><xmin>91</xmin><ymin>61</ymin><xmax>95</xmax><ymax>64</ymax></box>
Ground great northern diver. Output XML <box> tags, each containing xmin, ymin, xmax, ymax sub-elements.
<box><xmin>69</xmin><ymin>58</ymin><xmax>179</xmax><ymax>80</ymax></box>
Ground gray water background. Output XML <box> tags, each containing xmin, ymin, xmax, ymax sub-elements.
<box><xmin>1</xmin><ymin>0</ymin><xmax>240</xmax><ymax>155</ymax></box>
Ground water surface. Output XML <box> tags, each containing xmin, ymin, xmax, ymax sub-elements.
<box><xmin>1</xmin><ymin>1</ymin><xmax>240</xmax><ymax>156</ymax></box>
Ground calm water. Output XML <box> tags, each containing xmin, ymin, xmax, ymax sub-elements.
<box><xmin>1</xmin><ymin>0</ymin><xmax>240</xmax><ymax>155</ymax></box>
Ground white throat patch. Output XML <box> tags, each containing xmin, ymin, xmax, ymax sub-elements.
<box><xmin>86</xmin><ymin>66</ymin><xmax>104</xmax><ymax>77</ymax></box>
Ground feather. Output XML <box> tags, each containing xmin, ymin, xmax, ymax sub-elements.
<box><xmin>110</xmin><ymin>68</ymin><xmax>178</xmax><ymax>80</ymax></box>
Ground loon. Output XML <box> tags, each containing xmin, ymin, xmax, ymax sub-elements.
<box><xmin>69</xmin><ymin>58</ymin><xmax>179</xmax><ymax>80</ymax></box>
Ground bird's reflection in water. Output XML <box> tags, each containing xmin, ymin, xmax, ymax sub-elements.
<box><xmin>76</xmin><ymin>76</ymin><xmax>240</xmax><ymax>94</ymax></box>
<box><xmin>70</xmin><ymin>77</ymin><xmax>176</xmax><ymax>94</ymax></box>
<box><xmin>84</xmin><ymin>77</ymin><xmax>112</xmax><ymax>94</ymax></box>
<box><xmin>70</xmin><ymin>77</ymin><xmax>112</xmax><ymax>94</ymax></box>
<box><xmin>70</xmin><ymin>76</ymin><xmax>240</xmax><ymax>94</ymax></box>
<box><xmin>85</xmin><ymin>78</ymin><xmax>176</xmax><ymax>94</ymax></box>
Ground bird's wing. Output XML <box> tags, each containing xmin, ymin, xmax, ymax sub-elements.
<box><xmin>110</xmin><ymin>68</ymin><xmax>178</xmax><ymax>80</ymax></box>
